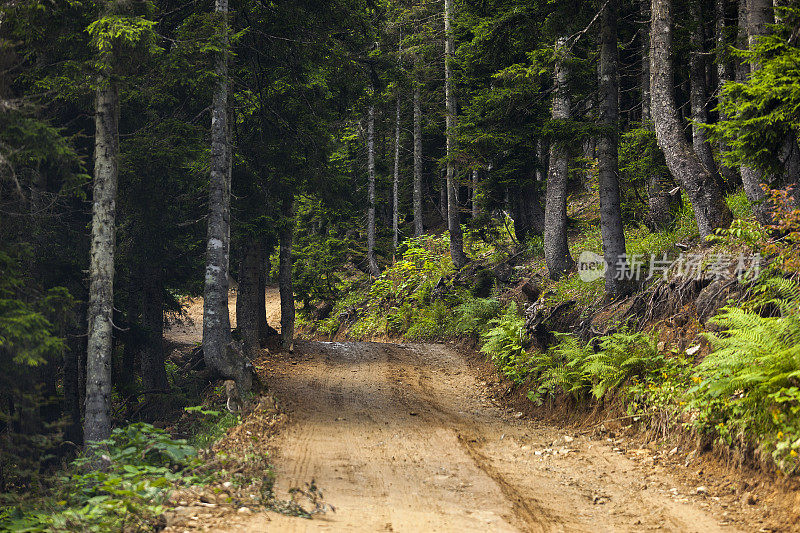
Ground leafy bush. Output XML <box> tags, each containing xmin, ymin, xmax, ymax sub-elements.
<box><xmin>2</xmin><ymin>423</ymin><xmax>207</xmax><ymax>532</ymax></box>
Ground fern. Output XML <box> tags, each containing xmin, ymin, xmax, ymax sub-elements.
<box><xmin>586</xmin><ymin>331</ymin><xmax>661</xmax><ymax>399</ymax></box>
<box><xmin>690</xmin><ymin>276</ymin><xmax>800</xmax><ymax>471</ymax></box>
<box><xmin>453</xmin><ymin>297</ymin><xmax>502</xmax><ymax>335</ymax></box>
<box><xmin>535</xmin><ymin>333</ymin><xmax>592</xmax><ymax>401</ymax></box>
<box><xmin>480</xmin><ymin>302</ymin><xmax>526</xmax><ymax>368</ymax></box>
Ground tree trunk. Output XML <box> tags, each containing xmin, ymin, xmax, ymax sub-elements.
<box><xmin>140</xmin><ymin>261</ymin><xmax>167</xmax><ymax>390</ymax></box>
<box><xmin>444</xmin><ymin>0</ymin><xmax>467</xmax><ymax>269</ymax></box>
<box><xmin>689</xmin><ymin>1</ymin><xmax>720</xmax><ymax>180</ymax></box>
<box><xmin>510</xmin><ymin>181</ymin><xmax>545</xmax><ymax>242</ymax></box>
<box><xmin>650</xmin><ymin>0</ymin><xmax>732</xmax><ymax>239</ymax></box>
<box><xmin>366</xmin><ymin>103</ymin><xmax>380</xmax><ymax>276</ymax></box>
<box><xmin>203</xmin><ymin>0</ymin><xmax>252</xmax><ymax>392</ymax></box>
<box><xmin>544</xmin><ymin>37</ymin><xmax>576</xmax><ymax>279</ymax></box>
<box><xmin>413</xmin><ymin>81</ymin><xmax>424</xmax><ymax>236</ymax></box>
<box><xmin>279</xmin><ymin>198</ymin><xmax>295</xmax><ymax>351</ymax></box>
<box><xmin>236</xmin><ymin>236</ymin><xmax>261</xmax><ymax>360</ymax></box>
<box><xmin>439</xmin><ymin>175</ymin><xmax>448</xmax><ymax>221</ymax></box>
<box><xmin>598</xmin><ymin>0</ymin><xmax>629</xmax><ymax>296</ymax></box>
<box><xmin>641</xmin><ymin>0</ymin><xmax>651</xmax><ymax>123</ymax></box>
<box><xmin>393</xmin><ymin>95</ymin><xmax>401</xmax><ymax>250</ymax></box>
<box><xmin>536</xmin><ymin>139</ymin><xmax>548</xmax><ymax>183</ymax></box>
<box><xmin>740</xmin><ymin>0</ymin><xmax>774</xmax><ymax>224</ymax></box>
<box><xmin>715</xmin><ymin>0</ymin><xmax>740</xmax><ymax>188</ymax></box>
<box><xmin>84</xmin><ymin>79</ymin><xmax>118</xmax><ymax>444</ymax></box>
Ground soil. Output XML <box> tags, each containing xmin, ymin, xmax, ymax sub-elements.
<box><xmin>165</xmin><ymin>292</ymin><xmax>799</xmax><ymax>532</ymax></box>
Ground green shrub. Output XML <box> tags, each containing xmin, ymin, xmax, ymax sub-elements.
<box><xmin>2</xmin><ymin>423</ymin><xmax>206</xmax><ymax>532</ymax></box>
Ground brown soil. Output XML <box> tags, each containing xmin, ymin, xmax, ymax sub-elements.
<box><xmin>165</xmin><ymin>293</ymin><xmax>799</xmax><ymax>532</ymax></box>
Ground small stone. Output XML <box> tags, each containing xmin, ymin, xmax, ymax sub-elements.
<box><xmin>742</xmin><ymin>492</ymin><xmax>758</xmax><ymax>505</ymax></box>
<box><xmin>564</xmin><ymin>435</ymin><xmax>574</xmax><ymax>443</ymax></box>
<box><xmin>696</xmin><ymin>486</ymin><xmax>708</xmax><ymax>495</ymax></box>
<box><xmin>514</xmin><ymin>412</ymin><xmax>524</xmax><ymax>419</ymax></box>
<box><xmin>238</xmin><ymin>507</ymin><xmax>252</xmax><ymax>514</ymax></box>
<box><xmin>222</xmin><ymin>481</ymin><xmax>232</xmax><ymax>489</ymax></box>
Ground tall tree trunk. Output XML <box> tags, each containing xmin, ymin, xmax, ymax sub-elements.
<box><xmin>140</xmin><ymin>261</ymin><xmax>167</xmax><ymax>391</ymax></box>
<box><xmin>641</xmin><ymin>0</ymin><xmax>651</xmax><ymax>124</ymax></box>
<box><xmin>510</xmin><ymin>181</ymin><xmax>545</xmax><ymax>242</ymax></box>
<box><xmin>203</xmin><ymin>0</ymin><xmax>252</xmax><ymax>392</ymax></box>
<box><xmin>650</xmin><ymin>0</ymin><xmax>732</xmax><ymax>239</ymax></box>
<box><xmin>279</xmin><ymin>198</ymin><xmax>295</xmax><ymax>351</ymax></box>
<box><xmin>236</xmin><ymin>236</ymin><xmax>261</xmax><ymax>360</ymax></box>
<box><xmin>413</xmin><ymin>81</ymin><xmax>424</xmax><ymax>236</ymax></box>
<box><xmin>599</xmin><ymin>0</ymin><xmax>629</xmax><ymax>296</ymax></box>
<box><xmin>366</xmin><ymin>103</ymin><xmax>380</xmax><ymax>276</ymax></box>
<box><xmin>740</xmin><ymin>0</ymin><xmax>774</xmax><ymax>224</ymax></box>
<box><xmin>84</xmin><ymin>78</ymin><xmax>118</xmax><ymax>444</ymax></box>
<box><xmin>715</xmin><ymin>0</ymin><xmax>740</xmax><ymax>188</ymax></box>
<box><xmin>689</xmin><ymin>1</ymin><xmax>720</xmax><ymax>180</ymax></box>
<box><xmin>544</xmin><ymin>37</ymin><xmax>576</xmax><ymax>279</ymax></box>
<box><xmin>536</xmin><ymin>139</ymin><xmax>548</xmax><ymax>183</ymax></box>
<box><xmin>393</xmin><ymin>95</ymin><xmax>401</xmax><ymax>250</ymax></box>
<box><xmin>444</xmin><ymin>0</ymin><xmax>467</xmax><ymax>269</ymax></box>
<box><xmin>439</xmin><ymin>175</ymin><xmax>448</xmax><ymax>221</ymax></box>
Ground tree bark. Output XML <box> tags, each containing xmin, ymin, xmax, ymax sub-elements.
<box><xmin>689</xmin><ymin>1</ymin><xmax>720</xmax><ymax>180</ymax></box>
<box><xmin>366</xmin><ymin>103</ymin><xmax>380</xmax><ymax>276</ymax></box>
<box><xmin>236</xmin><ymin>236</ymin><xmax>261</xmax><ymax>360</ymax></box>
<box><xmin>740</xmin><ymin>0</ymin><xmax>774</xmax><ymax>224</ymax></box>
<box><xmin>650</xmin><ymin>0</ymin><xmax>732</xmax><ymax>239</ymax></box>
<box><xmin>393</xmin><ymin>95</ymin><xmax>401</xmax><ymax>250</ymax></box>
<box><xmin>439</xmin><ymin>175</ymin><xmax>448</xmax><ymax>222</ymax></box>
<box><xmin>544</xmin><ymin>37</ymin><xmax>576</xmax><ymax>279</ymax></box>
<box><xmin>715</xmin><ymin>0</ymin><xmax>740</xmax><ymax>188</ymax></box>
<box><xmin>510</xmin><ymin>181</ymin><xmax>545</xmax><ymax>242</ymax></box>
<box><xmin>641</xmin><ymin>0</ymin><xmax>652</xmax><ymax>124</ymax></box>
<box><xmin>599</xmin><ymin>0</ymin><xmax>629</xmax><ymax>296</ymax></box>
<box><xmin>84</xmin><ymin>78</ymin><xmax>118</xmax><ymax>444</ymax></box>
<box><xmin>444</xmin><ymin>0</ymin><xmax>467</xmax><ymax>269</ymax></box>
<box><xmin>279</xmin><ymin>198</ymin><xmax>295</xmax><ymax>351</ymax></box>
<box><xmin>413</xmin><ymin>81</ymin><xmax>424</xmax><ymax>236</ymax></box>
<box><xmin>203</xmin><ymin>0</ymin><xmax>252</xmax><ymax>392</ymax></box>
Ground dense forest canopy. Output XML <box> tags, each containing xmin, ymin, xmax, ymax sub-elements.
<box><xmin>1</xmin><ymin>0</ymin><xmax>799</xmax><ymax>528</ymax></box>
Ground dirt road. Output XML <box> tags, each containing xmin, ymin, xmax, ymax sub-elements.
<box><xmin>220</xmin><ymin>340</ymin><xmax>741</xmax><ymax>533</ymax></box>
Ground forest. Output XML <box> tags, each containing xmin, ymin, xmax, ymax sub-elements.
<box><xmin>1</xmin><ymin>0</ymin><xmax>800</xmax><ymax>530</ymax></box>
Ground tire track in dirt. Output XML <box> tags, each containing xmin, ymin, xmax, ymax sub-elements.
<box><xmin>212</xmin><ymin>340</ymin><xmax>741</xmax><ymax>532</ymax></box>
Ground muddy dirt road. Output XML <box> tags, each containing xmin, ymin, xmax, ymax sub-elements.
<box><xmin>219</xmin><ymin>340</ymin><xmax>741</xmax><ymax>533</ymax></box>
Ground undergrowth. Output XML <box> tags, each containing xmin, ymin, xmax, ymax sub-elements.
<box><xmin>1</xmin><ymin>423</ymin><xmax>208</xmax><ymax>532</ymax></box>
